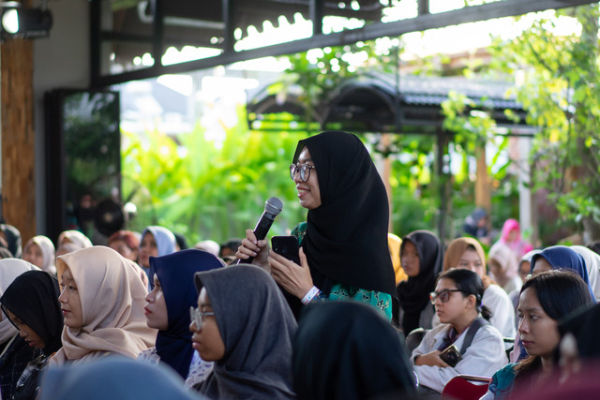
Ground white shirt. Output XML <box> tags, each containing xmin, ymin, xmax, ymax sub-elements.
<box><xmin>432</xmin><ymin>284</ymin><xmax>516</xmax><ymax>340</ymax></box>
<box><xmin>411</xmin><ymin>322</ymin><xmax>507</xmax><ymax>393</ymax></box>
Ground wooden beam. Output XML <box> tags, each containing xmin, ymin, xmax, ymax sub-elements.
<box><xmin>94</xmin><ymin>0</ymin><xmax>600</xmax><ymax>86</ymax></box>
<box><xmin>1</xmin><ymin>37</ymin><xmax>36</xmax><ymax>244</ymax></box>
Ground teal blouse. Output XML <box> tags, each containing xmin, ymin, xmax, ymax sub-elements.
<box><xmin>487</xmin><ymin>363</ymin><xmax>517</xmax><ymax>400</ymax></box>
<box><xmin>291</xmin><ymin>222</ymin><xmax>392</xmax><ymax>320</ymax></box>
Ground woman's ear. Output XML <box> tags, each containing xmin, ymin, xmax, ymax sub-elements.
<box><xmin>466</xmin><ymin>293</ymin><xmax>477</xmax><ymax>310</ymax></box>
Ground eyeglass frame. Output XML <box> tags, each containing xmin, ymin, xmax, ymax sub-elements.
<box><xmin>289</xmin><ymin>163</ymin><xmax>316</xmax><ymax>182</ymax></box>
<box><xmin>429</xmin><ymin>289</ymin><xmax>465</xmax><ymax>305</ymax></box>
<box><xmin>189</xmin><ymin>306</ymin><xmax>215</xmax><ymax>330</ymax></box>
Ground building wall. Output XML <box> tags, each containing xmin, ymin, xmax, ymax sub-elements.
<box><xmin>33</xmin><ymin>0</ymin><xmax>90</xmax><ymax>234</ymax></box>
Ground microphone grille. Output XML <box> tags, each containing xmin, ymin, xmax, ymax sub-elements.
<box><xmin>264</xmin><ymin>197</ymin><xmax>283</xmax><ymax>216</ymax></box>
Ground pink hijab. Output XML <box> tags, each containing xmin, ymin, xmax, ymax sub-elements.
<box><xmin>499</xmin><ymin>219</ymin><xmax>532</xmax><ymax>259</ymax></box>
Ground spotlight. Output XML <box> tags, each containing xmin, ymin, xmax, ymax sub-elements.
<box><xmin>0</xmin><ymin>4</ymin><xmax>52</xmax><ymax>39</ymax></box>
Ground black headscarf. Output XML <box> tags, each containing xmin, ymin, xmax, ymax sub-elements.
<box><xmin>397</xmin><ymin>230</ymin><xmax>443</xmax><ymax>334</ymax></box>
<box><xmin>293</xmin><ymin>301</ymin><xmax>416</xmax><ymax>400</ymax></box>
<box><xmin>150</xmin><ymin>249</ymin><xmax>223</xmax><ymax>379</ymax></box>
<box><xmin>194</xmin><ymin>265</ymin><xmax>297</xmax><ymax>399</ymax></box>
<box><xmin>0</xmin><ymin>224</ymin><xmax>21</xmax><ymax>258</ymax></box>
<box><xmin>293</xmin><ymin>131</ymin><xmax>396</xmax><ymax>295</ymax></box>
<box><xmin>0</xmin><ymin>270</ymin><xmax>63</xmax><ymax>355</ymax></box>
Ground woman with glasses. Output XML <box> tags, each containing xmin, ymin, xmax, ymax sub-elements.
<box><xmin>236</xmin><ymin>131</ymin><xmax>396</xmax><ymax>319</ymax></box>
<box><xmin>140</xmin><ymin>249</ymin><xmax>223</xmax><ymax>388</ymax></box>
<box><xmin>189</xmin><ymin>264</ymin><xmax>297</xmax><ymax>399</ymax></box>
<box><xmin>481</xmin><ymin>270</ymin><xmax>595</xmax><ymax>400</ymax></box>
<box><xmin>411</xmin><ymin>268</ymin><xmax>506</xmax><ymax>393</ymax></box>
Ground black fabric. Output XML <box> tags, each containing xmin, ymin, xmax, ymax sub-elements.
<box><xmin>293</xmin><ymin>131</ymin><xmax>396</xmax><ymax>295</ymax></box>
<box><xmin>194</xmin><ymin>265</ymin><xmax>297</xmax><ymax>400</ymax></box>
<box><xmin>12</xmin><ymin>353</ymin><xmax>48</xmax><ymax>400</ymax></box>
<box><xmin>558</xmin><ymin>302</ymin><xmax>600</xmax><ymax>360</ymax></box>
<box><xmin>0</xmin><ymin>336</ymin><xmax>37</xmax><ymax>399</ymax></box>
<box><xmin>397</xmin><ymin>230</ymin><xmax>443</xmax><ymax>334</ymax></box>
<box><xmin>292</xmin><ymin>301</ymin><xmax>416</xmax><ymax>400</ymax></box>
<box><xmin>0</xmin><ymin>271</ymin><xmax>63</xmax><ymax>356</ymax></box>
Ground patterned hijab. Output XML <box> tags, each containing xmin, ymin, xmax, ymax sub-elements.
<box><xmin>51</xmin><ymin>246</ymin><xmax>157</xmax><ymax>364</ymax></box>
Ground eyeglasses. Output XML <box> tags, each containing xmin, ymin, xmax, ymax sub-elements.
<box><xmin>290</xmin><ymin>163</ymin><xmax>316</xmax><ymax>182</ymax></box>
<box><xmin>430</xmin><ymin>289</ymin><xmax>464</xmax><ymax>305</ymax></box>
<box><xmin>189</xmin><ymin>306</ymin><xmax>215</xmax><ymax>330</ymax></box>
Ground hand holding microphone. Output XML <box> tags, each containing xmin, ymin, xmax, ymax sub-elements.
<box><xmin>235</xmin><ymin>197</ymin><xmax>283</xmax><ymax>268</ymax></box>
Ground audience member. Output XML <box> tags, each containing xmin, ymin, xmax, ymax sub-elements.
<box><xmin>57</xmin><ymin>230</ymin><xmax>92</xmax><ymax>254</ymax></box>
<box><xmin>412</xmin><ymin>268</ymin><xmax>505</xmax><ymax>393</ymax></box>
<box><xmin>397</xmin><ymin>230</ymin><xmax>443</xmax><ymax>334</ymax></box>
<box><xmin>50</xmin><ymin>247</ymin><xmax>156</xmax><ymax>365</ymax></box>
<box><xmin>0</xmin><ymin>270</ymin><xmax>62</xmax><ymax>399</ymax></box>
<box><xmin>571</xmin><ymin>245</ymin><xmax>600</xmax><ymax>300</ymax></box>
<box><xmin>174</xmin><ymin>232</ymin><xmax>189</xmax><ymax>251</ymax></box>
<box><xmin>488</xmin><ymin>242</ymin><xmax>521</xmax><ymax>294</ymax></box>
<box><xmin>107</xmin><ymin>230</ymin><xmax>140</xmax><ymax>262</ymax></box>
<box><xmin>293</xmin><ymin>301</ymin><xmax>416</xmax><ymax>400</ymax></box>
<box><xmin>0</xmin><ymin>224</ymin><xmax>22</xmax><ymax>258</ymax></box>
<box><xmin>40</xmin><ymin>357</ymin><xmax>205</xmax><ymax>400</ymax></box>
<box><xmin>482</xmin><ymin>270</ymin><xmax>594</xmax><ymax>399</ymax></box>
<box><xmin>441</xmin><ymin>237</ymin><xmax>515</xmax><ymax>339</ymax></box>
<box><xmin>0</xmin><ymin>260</ymin><xmax>40</xmax><ymax>398</ymax></box>
<box><xmin>190</xmin><ymin>265</ymin><xmax>296</xmax><ymax>399</ymax></box>
<box><xmin>194</xmin><ymin>240</ymin><xmax>220</xmax><ymax>257</ymax></box>
<box><xmin>139</xmin><ymin>226</ymin><xmax>176</xmax><ymax>284</ymax></box>
<box><xmin>140</xmin><ymin>249</ymin><xmax>223</xmax><ymax>387</ymax></box>
<box><xmin>218</xmin><ymin>239</ymin><xmax>241</xmax><ymax>259</ymax></box>
<box><xmin>388</xmin><ymin>233</ymin><xmax>407</xmax><ymax>285</ymax></box>
<box><xmin>531</xmin><ymin>246</ymin><xmax>595</xmax><ymax>297</ymax></box>
<box><xmin>496</xmin><ymin>219</ymin><xmax>532</xmax><ymax>260</ymax></box>
<box><xmin>238</xmin><ymin>131</ymin><xmax>396</xmax><ymax>319</ymax></box>
<box><xmin>23</xmin><ymin>236</ymin><xmax>56</xmax><ymax>275</ymax></box>
<box><xmin>463</xmin><ymin>207</ymin><xmax>491</xmax><ymax>245</ymax></box>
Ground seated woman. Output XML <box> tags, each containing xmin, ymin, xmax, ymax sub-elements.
<box><xmin>40</xmin><ymin>357</ymin><xmax>205</xmax><ymax>400</ymax></box>
<box><xmin>50</xmin><ymin>246</ymin><xmax>157</xmax><ymax>365</ymax></box>
<box><xmin>293</xmin><ymin>301</ymin><xmax>416</xmax><ymax>400</ymax></box>
<box><xmin>0</xmin><ymin>260</ymin><xmax>40</xmax><ymax>399</ymax></box>
<box><xmin>138</xmin><ymin>226</ymin><xmax>176</xmax><ymax>285</ymax></box>
<box><xmin>107</xmin><ymin>230</ymin><xmax>140</xmax><ymax>263</ymax></box>
<box><xmin>55</xmin><ymin>230</ymin><xmax>92</xmax><ymax>257</ymax></box>
<box><xmin>237</xmin><ymin>131</ymin><xmax>396</xmax><ymax>319</ymax></box>
<box><xmin>23</xmin><ymin>235</ymin><xmax>56</xmax><ymax>275</ymax></box>
<box><xmin>412</xmin><ymin>268</ymin><xmax>506</xmax><ymax>393</ymax></box>
<box><xmin>482</xmin><ymin>270</ymin><xmax>595</xmax><ymax>399</ymax></box>
<box><xmin>489</xmin><ymin>242</ymin><xmax>521</xmax><ymax>294</ymax></box>
<box><xmin>397</xmin><ymin>230</ymin><xmax>443</xmax><ymax>334</ymax></box>
<box><xmin>440</xmin><ymin>237</ymin><xmax>515</xmax><ymax>339</ymax></box>
<box><xmin>190</xmin><ymin>264</ymin><xmax>296</xmax><ymax>399</ymax></box>
<box><xmin>531</xmin><ymin>246</ymin><xmax>595</xmax><ymax>297</ymax></box>
<box><xmin>0</xmin><ymin>270</ymin><xmax>63</xmax><ymax>399</ymax></box>
<box><xmin>571</xmin><ymin>245</ymin><xmax>600</xmax><ymax>300</ymax></box>
<box><xmin>140</xmin><ymin>249</ymin><xmax>223</xmax><ymax>387</ymax></box>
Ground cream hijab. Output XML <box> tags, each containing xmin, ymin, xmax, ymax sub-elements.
<box><xmin>51</xmin><ymin>246</ymin><xmax>156</xmax><ymax>365</ymax></box>
<box><xmin>0</xmin><ymin>259</ymin><xmax>39</xmax><ymax>344</ymax></box>
<box><xmin>25</xmin><ymin>235</ymin><xmax>56</xmax><ymax>274</ymax></box>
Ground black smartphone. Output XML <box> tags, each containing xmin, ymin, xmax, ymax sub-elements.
<box><xmin>271</xmin><ymin>235</ymin><xmax>300</xmax><ymax>264</ymax></box>
<box><xmin>439</xmin><ymin>344</ymin><xmax>461</xmax><ymax>367</ymax></box>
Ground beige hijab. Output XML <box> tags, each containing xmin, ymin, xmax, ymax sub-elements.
<box><xmin>26</xmin><ymin>235</ymin><xmax>56</xmax><ymax>274</ymax></box>
<box><xmin>51</xmin><ymin>246</ymin><xmax>156</xmax><ymax>365</ymax></box>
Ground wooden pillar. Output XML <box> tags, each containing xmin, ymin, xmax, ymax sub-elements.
<box><xmin>1</xmin><ymin>36</ymin><xmax>36</xmax><ymax>243</ymax></box>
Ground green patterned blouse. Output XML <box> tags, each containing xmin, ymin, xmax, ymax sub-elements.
<box><xmin>291</xmin><ymin>222</ymin><xmax>392</xmax><ymax>320</ymax></box>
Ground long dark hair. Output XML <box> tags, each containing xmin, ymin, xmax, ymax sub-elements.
<box><xmin>437</xmin><ymin>268</ymin><xmax>492</xmax><ymax>320</ymax></box>
<box><xmin>514</xmin><ymin>270</ymin><xmax>595</xmax><ymax>382</ymax></box>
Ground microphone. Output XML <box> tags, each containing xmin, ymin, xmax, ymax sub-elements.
<box><xmin>237</xmin><ymin>197</ymin><xmax>283</xmax><ymax>264</ymax></box>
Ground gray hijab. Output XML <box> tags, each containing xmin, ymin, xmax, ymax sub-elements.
<box><xmin>194</xmin><ymin>265</ymin><xmax>297</xmax><ymax>400</ymax></box>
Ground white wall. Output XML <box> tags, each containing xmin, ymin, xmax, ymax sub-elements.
<box><xmin>33</xmin><ymin>0</ymin><xmax>90</xmax><ymax>234</ymax></box>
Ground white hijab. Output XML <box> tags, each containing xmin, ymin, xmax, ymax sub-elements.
<box><xmin>571</xmin><ymin>245</ymin><xmax>600</xmax><ymax>300</ymax></box>
<box><xmin>25</xmin><ymin>235</ymin><xmax>56</xmax><ymax>274</ymax></box>
<box><xmin>0</xmin><ymin>259</ymin><xmax>40</xmax><ymax>343</ymax></box>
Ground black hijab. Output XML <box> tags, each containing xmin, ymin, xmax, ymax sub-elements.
<box><xmin>293</xmin><ymin>131</ymin><xmax>396</xmax><ymax>295</ymax></box>
<box><xmin>0</xmin><ymin>224</ymin><xmax>21</xmax><ymax>258</ymax></box>
<box><xmin>293</xmin><ymin>301</ymin><xmax>416</xmax><ymax>400</ymax></box>
<box><xmin>397</xmin><ymin>230</ymin><xmax>443</xmax><ymax>334</ymax></box>
<box><xmin>194</xmin><ymin>265</ymin><xmax>297</xmax><ymax>400</ymax></box>
<box><xmin>0</xmin><ymin>270</ymin><xmax>63</xmax><ymax>355</ymax></box>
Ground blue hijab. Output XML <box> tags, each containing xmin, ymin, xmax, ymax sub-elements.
<box><xmin>40</xmin><ymin>357</ymin><xmax>206</xmax><ymax>400</ymax></box>
<box><xmin>150</xmin><ymin>249</ymin><xmax>223</xmax><ymax>379</ymax></box>
<box><xmin>142</xmin><ymin>226</ymin><xmax>176</xmax><ymax>256</ymax></box>
<box><xmin>532</xmin><ymin>245</ymin><xmax>595</xmax><ymax>298</ymax></box>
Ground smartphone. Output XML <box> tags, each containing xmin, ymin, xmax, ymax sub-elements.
<box><xmin>439</xmin><ymin>344</ymin><xmax>461</xmax><ymax>367</ymax></box>
<box><xmin>271</xmin><ymin>235</ymin><xmax>300</xmax><ymax>264</ymax></box>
